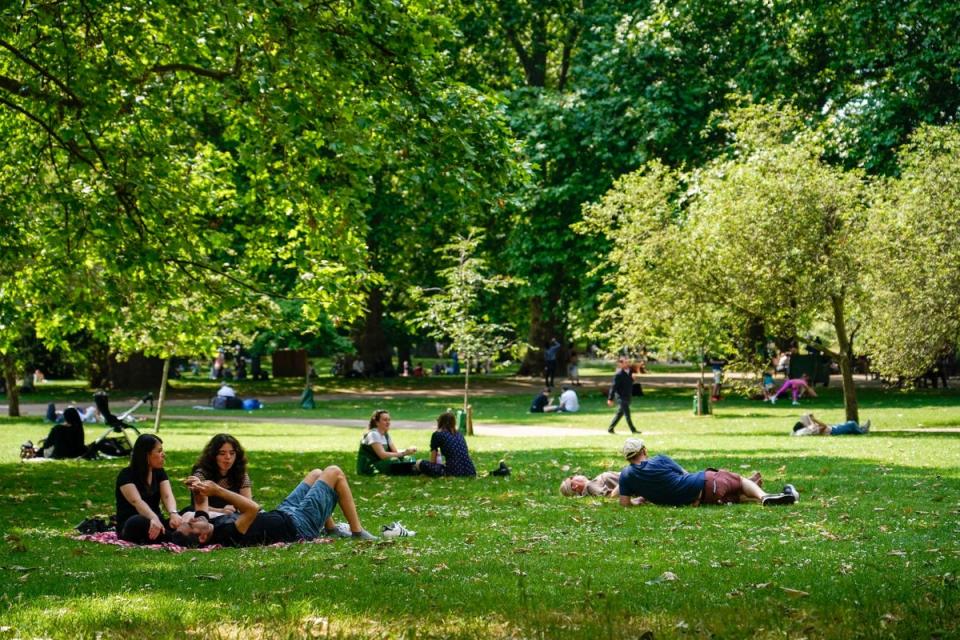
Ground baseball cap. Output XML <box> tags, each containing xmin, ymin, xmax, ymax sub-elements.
<box><xmin>622</xmin><ymin>438</ymin><xmax>645</xmax><ymax>459</ymax></box>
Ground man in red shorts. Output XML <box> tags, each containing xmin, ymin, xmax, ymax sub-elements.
<box><xmin>617</xmin><ymin>438</ymin><xmax>798</xmax><ymax>507</ymax></box>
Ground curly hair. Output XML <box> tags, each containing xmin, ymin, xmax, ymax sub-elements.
<box><xmin>368</xmin><ymin>409</ymin><xmax>390</xmax><ymax>431</ymax></box>
<box><xmin>192</xmin><ymin>433</ymin><xmax>248</xmax><ymax>491</ymax></box>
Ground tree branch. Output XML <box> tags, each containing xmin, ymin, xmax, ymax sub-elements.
<box><xmin>0</xmin><ymin>74</ymin><xmax>82</xmax><ymax>109</ymax></box>
<box><xmin>0</xmin><ymin>95</ymin><xmax>96</xmax><ymax>170</ymax></box>
<box><xmin>0</xmin><ymin>38</ymin><xmax>84</xmax><ymax>108</ymax></box>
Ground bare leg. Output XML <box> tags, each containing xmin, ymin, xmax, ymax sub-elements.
<box><xmin>319</xmin><ymin>465</ymin><xmax>363</xmax><ymax>533</ymax></box>
<box><xmin>739</xmin><ymin>477</ymin><xmax>766</xmax><ymax>503</ymax></box>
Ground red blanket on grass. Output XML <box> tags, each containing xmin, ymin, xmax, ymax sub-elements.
<box><xmin>74</xmin><ymin>530</ymin><xmax>333</xmax><ymax>552</ymax></box>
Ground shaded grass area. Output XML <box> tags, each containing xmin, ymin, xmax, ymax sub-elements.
<box><xmin>1</xmin><ymin>389</ymin><xmax>959</xmax><ymax>639</ymax></box>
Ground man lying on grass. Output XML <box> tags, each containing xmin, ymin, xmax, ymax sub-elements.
<box><xmin>617</xmin><ymin>439</ymin><xmax>799</xmax><ymax>508</ymax></box>
<box><xmin>173</xmin><ymin>466</ymin><xmax>378</xmax><ymax>547</ymax></box>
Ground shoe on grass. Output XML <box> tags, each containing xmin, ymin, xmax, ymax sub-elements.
<box><xmin>382</xmin><ymin>521</ymin><xmax>416</xmax><ymax>538</ymax></box>
<box><xmin>761</xmin><ymin>491</ymin><xmax>796</xmax><ymax>506</ymax></box>
<box><xmin>351</xmin><ymin>529</ymin><xmax>379</xmax><ymax>541</ymax></box>
<box><xmin>783</xmin><ymin>484</ymin><xmax>800</xmax><ymax>503</ymax></box>
<box><xmin>324</xmin><ymin>522</ymin><xmax>353</xmax><ymax>538</ymax></box>
<box><xmin>491</xmin><ymin>461</ymin><xmax>511</xmax><ymax>477</ymax></box>
<box><xmin>791</xmin><ymin>400</ymin><xmax>800</xmax><ymax>406</ymax></box>
<box><xmin>861</xmin><ymin>420</ymin><xmax>871</xmax><ymax>433</ymax></box>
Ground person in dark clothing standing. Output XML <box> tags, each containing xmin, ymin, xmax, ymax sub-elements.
<box><xmin>543</xmin><ymin>339</ymin><xmax>561</xmax><ymax>388</ymax></box>
<box><xmin>607</xmin><ymin>356</ymin><xmax>639</xmax><ymax>434</ymax></box>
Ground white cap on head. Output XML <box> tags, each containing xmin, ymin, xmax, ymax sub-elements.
<box><xmin>622</xmin><ymin>438</ymin><xmax>645</xmax><ymax>459</ymax></box>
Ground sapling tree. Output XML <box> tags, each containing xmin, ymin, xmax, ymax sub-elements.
<box><xmin>411</xmin><ymin>232</ymin><xmax>522</xmax><ymax>427</ymax></box>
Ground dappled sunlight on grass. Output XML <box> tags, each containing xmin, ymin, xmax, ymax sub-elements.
<box><xmin>1</xmin><ymin>384</ymin><xmax>959</xmax><ymax>638</ymax></box>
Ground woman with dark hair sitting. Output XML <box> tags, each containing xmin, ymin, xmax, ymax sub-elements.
<box><xmin>189</xmin><ymin>434</ymin><xmax>253</xmax><ymax>516</ymax></box>
<box><xmin>356</xmin><ymin>410</ymin><xmax>419</xmax><ymax>475</ymax></box>
<box><xmin>23</xmin><ymin>407</ymin><xmax>87</xmax><ymax>459</ymax></box>
<box><xmin>115</xmin><ymin>433</ymin><xmax>182</xmax><ymax>543</ymax></box>
<box><xmin>417</xmin><ymin>411</ymin><xmax>476</xmax><ymax>478</ymax></box>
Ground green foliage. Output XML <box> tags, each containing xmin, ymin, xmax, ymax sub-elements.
<box><xmin>411</xmin><ymin>231</ymin><xmax>522</xmax><ymax>408</ymax></box>
<box><xmin>579</xmin><ymin>100</ymin><xmax>869</xmax><ymax>418</ymax></box>
<box><xmin>863</xmin><ymin>124</ymin><xmax>960</xmax><ymax>378</ymax></box>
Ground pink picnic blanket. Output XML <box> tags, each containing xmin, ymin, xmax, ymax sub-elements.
<box><xmin>74</xmin><ymin>531</ymin><xmax>332</xmax><ymax>552</ymax></box>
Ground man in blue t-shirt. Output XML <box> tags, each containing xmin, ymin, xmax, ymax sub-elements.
<box><xmin>617</xmin><ymin>439</ymin><xmax>799</xmax><ymax>507</ymax></box>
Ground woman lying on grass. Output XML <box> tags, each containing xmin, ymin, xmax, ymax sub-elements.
<box><xmin>417</xmin><ymin>411</ymin><xmax>477</xmax><ymax>478</ymax></box>
<box><xmin>356</xmin><ymin>409</ymin><xmax>420</xmax><ymax>475</ymax></box>
<box><xmin>559</xmin><ymin>471</ymin><xmax>620</xmax><ymax>497</ymax></box>
<box><xmin>115</xmin><ymin>434</ymin><xmax>182</xmax><ymax>543</ymax></box>
<box><xmin>188</xmin><ymin>434</ymin><xmax>252</xmax><ymax>516</ymax></box>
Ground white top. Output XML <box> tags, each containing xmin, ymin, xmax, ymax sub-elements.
<box><xmin>559</xmin><ymin>389</ymin><xmax>579</xmax><ymax>412</ymax></box>
<box><xmin>361</xmin><ymin>430</ymin><xmax>389</xmax><ymax>447</ymax></box>
<box><xmin>217</xmin><ymin>384</ymin><xmax>237</xmax><ymax>398</ymax></box>
<box><xmin>791</xmin><ymin>425</ymin><xmax>821</xmax><ymax>436</ymax></box>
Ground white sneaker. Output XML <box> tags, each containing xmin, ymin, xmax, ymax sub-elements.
<box><xmin>382</xmin><ymin>521</ymin><xmax>416</xmax><ymax>538</ymax></box>
<box><xmin>769</xmin><ymin>397</ymin><xmax>777</xmax><ymax>404</ymax></box>
<box><xmin>792</xmin><ymin>400</ymin><xmax>800</xmax><ymax>406</ymax></box>
<box><xmin>861</xmin><ymin>420</ymin><xmax>871</xmax><ymax>433</ymax></box>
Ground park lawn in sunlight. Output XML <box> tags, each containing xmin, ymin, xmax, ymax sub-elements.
<box><xmin>1</xmin><ymin>386</ymin><xmax>958</xmax><ymax>639</ymax></box>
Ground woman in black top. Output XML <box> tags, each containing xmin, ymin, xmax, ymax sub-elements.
<box><xmin>115</xmin><ymin>434</ymin><xmax>182</xmax><ymax>543</ymax></box>
<box><xmin>39</xmin><ymin>407</ymin><xmax>87</xmax><ymax>458</ymax></box>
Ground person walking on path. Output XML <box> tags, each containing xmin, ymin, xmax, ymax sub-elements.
<box><xmin>607</xmin><ymin>356</ymin><xmax>639</xmax><ymax>434</ymax></box>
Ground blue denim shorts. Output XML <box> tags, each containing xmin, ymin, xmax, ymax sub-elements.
<box><xmin>276</xmin><ymin>479</ymin><xmax>337</xmax><ymax>540</ymax></box>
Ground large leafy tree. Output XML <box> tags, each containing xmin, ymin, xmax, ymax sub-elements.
<box><xmin>862</xmin><ymin>124</ymin><xmax>960</xmax><ymax>379</ymax></box>
<box><xmin>581</xmin><ymin>102</ymin><xmax>869</xmax><ymax>421</ymax></box>
<box><xmin>1</xmin><ymin>1</ymin><xmax>520</xmax><ymax>393</ymax></box>
<box><xmin>444</xmin><ymin>0</ymin><xmax>960</xmax><ymax>368</ymax></box>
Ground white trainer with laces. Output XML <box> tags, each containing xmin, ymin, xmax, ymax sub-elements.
<box><xmin>382</xmin><ymin>521</ymin><xmax>416</xmax><ymax>538</ymax></box>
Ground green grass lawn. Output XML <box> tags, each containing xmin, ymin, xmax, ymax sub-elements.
<box><xmin>1</xmin><ymin>385</ymin><xmax>958</xmax><ymax>639</ymax></box>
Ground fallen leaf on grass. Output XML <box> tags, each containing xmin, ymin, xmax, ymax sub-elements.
<box><xmin>888</xmin><ymin>550</ymin><xmax>907</xmax><ymax>557</ymax></box>
<box><xmin>646</xmin><ymin>571</ymin><xmax>678</xmax><ymax>585</ymax></box>
<box><xmin>780</xmin><ymin>587</ymin><xmax>809</xmax><ymax>598</ymax></box>
<box><xmin>196</xmin><ymin>574</ymin><xmax>222</xmax><ymax>581</ymax></box>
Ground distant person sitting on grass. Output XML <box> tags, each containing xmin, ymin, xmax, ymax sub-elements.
<box><xmin>356</xmin><ymin>409</ymin><xmax>419</xmax><ymax>475</ymax></box>
<box><xmin>21</xmin><ymin>407</ymin><xmax>87</xmax><ymax>460</ymax></box>
<box><xmin>559</xmin><ymin>471</ymin><xmax>620</xmax><ymax>497</ymax></box>
<box><xmin>545</xmin><ymin>385</ymin><xmax>579</xmax><ymax>413</ymax></box>
<box><xmin>617</xmin><ymin>438</ymin><xmax>799</xmax><ymax>507</ymax></box>
<box><xmin>174</xmin><ymin>466</ymin><xmax>377</xmax><ymax>546</ymax></box>
<box><xmin>417</xmin><ymin>411</ymin><xmax>477</xmax><ymax>477</ymax></box>
<box><xmin>530</xmin><ymin>387</ymin><xmax>551</xmax><ymax>413</ymax></box>
<box><xmin>792</xmin><ymin>413</ymin><xmax>871</xmax><ymax>436</ymax></box>
<box><xmin>768</xmin><ymin>374</ymin><xmax>817</xmax><ymax>405</ymax></box>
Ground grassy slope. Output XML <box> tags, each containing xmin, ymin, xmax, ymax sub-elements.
<box><xmin>0</xmin><ymin>385</ymin><xmax>958</xmax><ymax>639</ymax></box>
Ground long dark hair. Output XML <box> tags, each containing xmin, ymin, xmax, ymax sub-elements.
<box><xmin>368</xmin><ymin>409</ymin><xmax>389</xmax><ymax>430</ymax></box>
<box><xmin>193</xmin><ymin>433</ymin><xmax>247</xmax><ymax>491</ymax></box>
<box><xmin>129</xmin><ymin>433</ymin><xmax>163</xmax><ymax>495</ymax></box>
<box><xmin>437</xmin><ymin>411</ymin><xmax>456</xmax><ymax>434</ymax></box>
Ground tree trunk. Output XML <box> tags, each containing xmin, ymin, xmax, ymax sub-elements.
<box><xmin>2</xmin><ymin>354</ymin><xmax>20</xmax><ymax>417</ymax></box>
<box><xmin>463</xmin><ymin>356</ymin><xmax>471</xmax><ymax>415</ymax></box>
<box><xmin>831</xmin><ymin>294</ymin><xmax>859</xmax><ymax>423</ymax></box>
<box><xmin>153</xmin><ymin>357</ymin><xmax>171</xmax><ymax>433</ymax></box>
<box><xmin>518</xmin><ymin>296</ymin><xmax>564</xmax><ymax>377</ymax></box>
<box><xmin>352</xmin><ymin>286</ymin><xmax>395</xmax><ymax>376</ymax></box>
